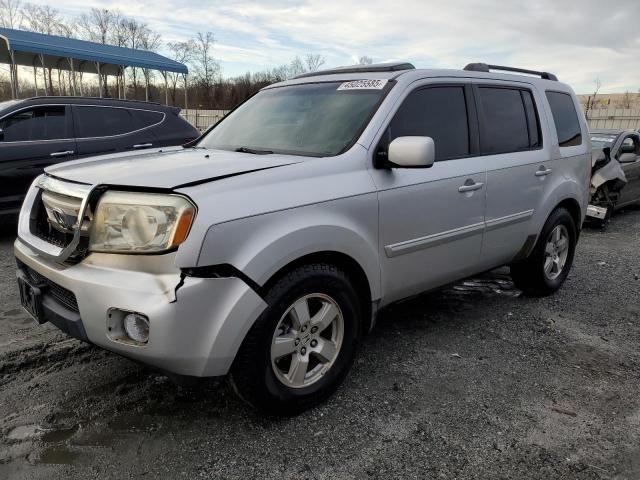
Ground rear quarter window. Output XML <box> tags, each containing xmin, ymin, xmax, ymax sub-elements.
<box><xmin>545</xmin><ymin>91</ymin><xmax>582</xmax><ymax>147</ymax></box>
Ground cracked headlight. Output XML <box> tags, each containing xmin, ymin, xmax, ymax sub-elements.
<box><xmin>89</xmin><ymin>191</ymin><xmax>196</xmax><ymax>253</ymax></box>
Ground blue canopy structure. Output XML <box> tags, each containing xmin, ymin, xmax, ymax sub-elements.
<box><xmin>0</xmin><ymin>27</ymin><xmax>189</xmax><ymax>103</ymax></box>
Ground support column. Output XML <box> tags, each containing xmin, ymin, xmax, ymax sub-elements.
<box><xmin>9</xmin><ymin>50</ymin><xmax>17</xmax><ymax>99</ymax></box>
<box><xmin>144</xmin><ymin>70</ymin><xmax>149</xmax><ymax>102</ymax></box>
<box><xmin>163</xmin><ymin>71</ymin><xmax>169</xmax><ymax>105</ymax></box>
<box><xmin>33</xmin><ymin>66</ymin><xmax>38</xmax><ymax>96</ymax></box>
<box><xmin>39</xmin><ymin>54</ymin><xmax>48</xmax><ymax>96</ymax></box>
<box><xmin>69</xmin><ymin>58</ymin><xmax>77</xmax><ymax>96</ymax></box>
<box><xmin>183</xmin><ymin>73</ymin><xmax>188</xmax><ymax>110</ymax></box>
<box><xmin>121</xmin><ymin>66</ymin><xmax>126</xmax><ymax>99</ymax></box>
<box><xmin>96</xmin><ymin>62</ymin><xmax>103</xmax><ymax>97</ymax></box>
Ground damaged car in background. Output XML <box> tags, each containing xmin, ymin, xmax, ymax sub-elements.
<box><xmin>587</xmin><ymin>129</ymin><xmax>640</xmax><ymax>226</ymax></box>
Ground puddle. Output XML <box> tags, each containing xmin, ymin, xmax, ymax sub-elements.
<box><xmin>36</xmin><ymin>447</ymin><xmax>80</xmax><ymax>465</ymax></box>
<box><xmin>7</xmin><ymin>425</ymin><xmax>42</xmax><ymax>440</ymax></box>
<box><xmin>42</xmin><ymin>425</ymin><xmax>79</xmax><ymax>443</ymax></box>
<box><xmin>7</xmin><ymin>424</ymin><xmax>78</xmax><ymax>443</ymax></box>
<box><xmin>445</xmin><ymin>276</ymin><xmax>521</xmax><ymax>298</ymax></box>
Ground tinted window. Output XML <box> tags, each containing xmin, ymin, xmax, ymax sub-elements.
<box><xmin>545</xmin><ymin>91</ymin><xmax>582</xmax><ymax>147</ymax></box>
<box><xmin>75</xmin><ymin>106</ymin><xmax>134</xmax><ymax>138</ymax></box>
<box><xmin>521</xmin><ymin>90</ymin><xmax>541</xmax><ymax>148</ymax></box>
<box><xmin>478</xmin><ymin>87</ymin><xmax>529</xmax><ymax>154</ymax></box>
<box><xmin>0</xmin><ymin>106</ymin><xmax>67</xmax><ymax>142</ymax></box>
<box><xmin>132</xmin><ymin>110</ymin><xmax>164</xmax><ymax>130</ymax></box>
<box><xmin>386</xmin><ymin>86</ymin><xmax>469</xmax><ymax>161</ymax></box>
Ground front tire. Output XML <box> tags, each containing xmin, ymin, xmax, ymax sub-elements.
<box><xmin>230</xmin><ymin>263</ymin><xmax>361</xmax><ymax>415</ymax></box>
<box><xmin>510</xmin><ymin>207</ymin><xmax>577</xmax><ymax>297</ymax></box>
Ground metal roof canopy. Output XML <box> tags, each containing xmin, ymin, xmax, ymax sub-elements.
<box><xmin>0</xmin><ymin>27</ymin><xmax>189</xmax><ymax>104</ymax></box>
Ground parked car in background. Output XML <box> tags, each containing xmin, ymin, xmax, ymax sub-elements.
<box><xmin>0</xmin><ymin>97</ymin><xmax>199</xmax><ymax>222</ymax></box>
<box><xmin>587</xmin><ymin>129</ymin><xmax>640</xmax><ymax>225</ymax></box>
<box><xmin>14</xmin><ymin>62</ymin><xmax>590</xmax><ymax>414</ymax></box>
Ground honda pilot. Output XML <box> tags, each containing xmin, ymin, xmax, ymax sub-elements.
<box><xmin>14</xmin><ymin>63</ymin><xmax>590</xmax><ymax>414</ymax></box>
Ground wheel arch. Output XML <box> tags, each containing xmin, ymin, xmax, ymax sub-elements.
<box><xmin>261</xmin><ymin>250</ymin><xmax>374</xmax><ymax>335</ymax></box>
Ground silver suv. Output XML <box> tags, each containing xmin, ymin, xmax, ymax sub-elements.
<box><xmin>15</xmin><ymin>63</ymin><xmax>590</xmax><ymax>414</ymax></box>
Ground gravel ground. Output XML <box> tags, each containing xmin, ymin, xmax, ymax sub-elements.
<box><xmin>1</xmin><ymin>208</ymin><xmax>639</xmax><ymax>480</ymax></box>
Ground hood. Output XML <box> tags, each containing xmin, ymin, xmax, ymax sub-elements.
<box><xmin>45</xmin><ymin>147</ymin><xmax>302</xmax><ymax>189</ymax></box>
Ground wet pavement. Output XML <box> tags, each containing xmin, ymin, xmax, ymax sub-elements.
<box><xmin>1</xmin><ymin>207</ymin><xmax>640</xmax><ymax>479</ymax></box>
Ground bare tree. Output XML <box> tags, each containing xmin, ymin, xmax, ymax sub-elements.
<box><xmin>139</xmin><ymin>29</ymin><xmax>161</xmax><ymax>101</ymax></box>
<box><xmin>193</xmin><ymin>32</ymin><xmax>219</xmax><ymax>103</ymax></box>
<box><xmin>166</xmin><ymin>40</ymin><xmax>195</xmax><ymax>105</ymax></box>
<box><xmin>22</xmin><ymin>3</ymin><xmax>68</xmax><ymax>94</ymax></box>
<box><xmin>622</xmin><ymin>91</ymin><xmax>632</xmax><ymax>109</ymax></box>
<box><xmin>585</xmin><ymin>78</ymin><xmax>602</xmax><ymax>118</ymax></box>
<box><xmin>77</xmin><ymin>8</ymin><xmax>119</xmax><ymax>94</ymax></box>
<box><xmin>0</xmin><ymin>0</ymin><xmax>22</xmax><ymax>28</ymax></box>
<box><xmin>305</xmin><ymin>53</ymin><xmax>325</xmax><ymax>72</ymax></box>
<box><xmin>358</xmin><ymin>55</ymin><xmax>373</xmax><ymax>65</ymax></box>
<box><xmin>288</xmin><ymin>56</ymin><xmax>306</xmax><ymax>77</ymax></box>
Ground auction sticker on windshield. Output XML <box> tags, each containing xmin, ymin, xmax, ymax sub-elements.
<box><xmin>337</xmin><ymin>79</ymin><xmax>387</xmax><ymax>90</ymax></box>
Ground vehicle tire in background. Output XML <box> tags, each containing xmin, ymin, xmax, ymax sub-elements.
<box><xmin>510</xmin><ymin>207</ymin><xmax>577</xmax><ymax>297</ymax></box>
<box><xmin>230</xmin><ymin>263</ymin><xmax>361</xmax><ymax>415</ymax></box>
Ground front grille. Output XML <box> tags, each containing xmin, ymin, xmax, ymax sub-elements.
<box><xmin>31</xmin><ymin>190</ymin><xmax>76</xmax><ymax>248</ymax></box>
<box><xmin>18</xmin><ymin>261</ymin><xmax>79</xmax><ymax>313</ymax></box>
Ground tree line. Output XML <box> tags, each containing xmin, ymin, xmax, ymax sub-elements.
<box><xmin>0</xmin><ymin>0</ymin><xmax>374</xmax><ymax>109</ymax></box>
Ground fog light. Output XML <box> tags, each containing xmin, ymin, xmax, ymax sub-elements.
<box><xmin>123</xmin><ymin>313</ymin><xmax>149</xmax><ymax>343</ymax></box>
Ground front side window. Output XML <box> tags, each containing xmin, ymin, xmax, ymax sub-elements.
<box><xmin>381</xmin><ymin>86</ymin><xmax>470</xmax><ymax>161</ymax></box>
<box><xmin>545</xmin><ymin>91</ymin><xmax>582</xmax><ymax>147</ymax></box>
<box><xmin>198</xmin><ymin>81</ymin><xmax>389</xmax><ymax>157</ymax></box>
<box><xmin>477</xmin><ymin>87</ymin><xmax>533</xmax><ymax>154</ymax></box>
<box><xmin>0</xmin><ymin>106</ymin><xmax>67</xmax><ymax>142</ymax></box>
<box><xmin>75</xmin><ymin>106</ymin><xmax>135</xmax><ymax>138</ymax></box>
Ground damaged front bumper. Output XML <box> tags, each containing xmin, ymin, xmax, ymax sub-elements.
<box><xmin>586</xmin><ymin>204</ymin><xmax>609</xmax><ymax>220</ymax></box>
<box><xmin>14</xmin><ymin>239</ymin><xmax>267</xmax><ymax>377</ymax></box>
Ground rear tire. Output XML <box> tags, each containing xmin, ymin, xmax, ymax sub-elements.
<box><xmin>230</xmin><ymin>263</ymin><xmax>361</xmax><ymax>415</ymax></box>
<box><xmin>510</xmin><ymin>207</ymin><xmax>577</xmax><ymax>297</ymax></box>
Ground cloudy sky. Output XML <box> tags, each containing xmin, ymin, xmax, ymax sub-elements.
<box><xmin>25</xmin><ymin>0</ymin><xmax>640</xmax><ymax>93</ymax></box>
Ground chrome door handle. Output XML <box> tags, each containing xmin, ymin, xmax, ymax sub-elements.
<box><xmin>133</xmin><ymin>143</ymin><xmax>153</xmax><ymax>149</ymax></box>
<box><xmin>535</xmin><ymin>167</ymin><xmax>552</xmax><ymax>177</ymax></box>
<box><xmin>50</xmin><ymin>150</ymin><xmax>74</xmax><ymax>158</ymax></box>
<box><xmin>458</xmin><ymin>182</ymin><xmax>484</xmax><ymax>193</ymax></box>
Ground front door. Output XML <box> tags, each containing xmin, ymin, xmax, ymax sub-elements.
<box><xmin>0</xmin><ymin>105</ymin><xmax>76</xmax><ymax>213</ymax></box>
<box><xmin>370</xmin><ymin>83</ymin><xmax>486</xmax><ymax>304</ymax></box>
<box><xmin>617</xmin><ymin>134</ymin><xmax>640</xmax><ymax>206</ymax></box>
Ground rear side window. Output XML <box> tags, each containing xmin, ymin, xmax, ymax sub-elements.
<box><xmin>386</xmin><ymin>86</ymin><xmax>470</xmax><ymax>161</ymax></box>
<box><xmin>545</xmin><ymin>92</ymin><xmax>582</xmax><ymax>147</ymax></box>
<box><xmin>75</xmin><ymin>106</ymin><xmax>134</xmax><ymax>138</ymax></box>
<box><xmin>477</xmin><ymin>87</ymin><xmax>534</xmax><ymax>154</ymax></box>
<box><xmin>0</xmin><ymin>106</ymin><xmax>67</xmax><ymax>142</ymax></box>
<box><xmin>132</xmin><ymin>110</ymin><xmax>164</xmax><ymax>130</ymax></box>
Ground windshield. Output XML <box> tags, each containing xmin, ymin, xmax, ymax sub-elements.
<box><xmin>590</xmin><ymin>133</ymin><xmax>618</xmax><ymax>149</ymax></box>
<box><xmin>198</xmin><ymin>81</ymin><xmax>389</xmax><ymax>157</ymax></box>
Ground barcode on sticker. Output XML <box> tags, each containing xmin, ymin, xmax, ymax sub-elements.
<box><xmin>337</xmin><ymin>80</ymin><xmax>387</xmax><ymax>90</ymax></box>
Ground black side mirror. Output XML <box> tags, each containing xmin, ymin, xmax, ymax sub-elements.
<box><xmin>0</xmin><ymin>128</ymin><xmax>4</xmax><ymax>141</ymax></box>
<box><xmin>620</xmin><ymin>144</ymin><xmax>635</xmax><ymax>154</ymax></box>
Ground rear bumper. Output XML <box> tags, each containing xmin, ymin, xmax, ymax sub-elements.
<box><xmin>14</xmin><ymin>239</ymin><xmax>268</xmax><ymax>377</ymax></box>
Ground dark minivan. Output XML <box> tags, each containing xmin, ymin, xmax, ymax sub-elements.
<box><xmin>0</xmin><ymin>97</ymin><xmax>199</xmax><ymax>218</ymax></box>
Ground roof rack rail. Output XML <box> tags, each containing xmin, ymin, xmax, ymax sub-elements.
<box><xmin>294</xmin><ymin>62</ymin><xmax>415</xmax><ymax>79</ymax></box>
<box><xmin>463</xmin><ymin>63</ymin><xmax>558</xmax><ymax>81</ymax></box>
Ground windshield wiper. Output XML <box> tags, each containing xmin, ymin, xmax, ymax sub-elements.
<box><xmin>234</xmin><ymin>146</ymin><xmax>274</xmax><ymax>155</ymax></box>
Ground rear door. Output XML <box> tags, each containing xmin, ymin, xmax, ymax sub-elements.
<box><xmin>0</xmin><ymin>105</ymin><xmax>76</xmax><ymax>213</ymax></box>
<box><xmin>475</xmin><ymin>83</ymin><xmax>551</xmax><ymax>270</ymax></box>
<box><xmin>72</xmin><ymin>105</ymin><xmax>157</xmax><ymax>158</ymax></box>
<box><xmin>370</xmin><ymin>82</ymin><xmax>487</xmax><ymax>303</ymax></box>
